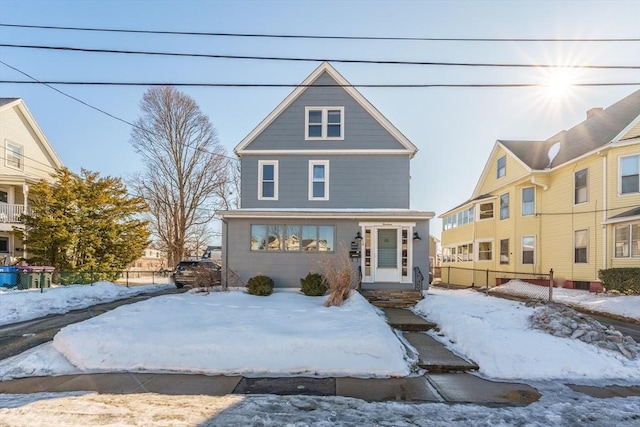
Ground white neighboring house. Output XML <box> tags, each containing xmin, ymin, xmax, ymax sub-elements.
<box><xmin>0</xmin><ymin>98</ymin><xmax>63</xmax><ymax>264</ymax></box>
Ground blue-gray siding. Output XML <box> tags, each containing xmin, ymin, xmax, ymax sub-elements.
<box><xmin>244</xmin><ymin>72</ymin><xmax>408</xmax><ymax>151</ymax></box>
<box><xmin>241</xmin><ymin>154</ymin><xmax>411</xmax><ymax>209</ymax></box>
<box><xmin>221</xmin><ymin>217</ymin><xmax>430</xmax><ymax>289</ymax></box>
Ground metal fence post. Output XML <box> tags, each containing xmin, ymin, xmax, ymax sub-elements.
<box><xmin>447</xmin><ymin>266</ymin><xmax>451</xmax><ymax>290</ymax></box>
<box><xmin>549</xmin><ymin>268</ymin><xmax>554</xmax><ymax>302</ymax></box>
<box><xmin>40</xmin><ymin>270</ymin><xmax>44</xmax><ymax>294</ymax></box>
<box><xmin>126</xmin><ymin>270</ymin><xmax>129</xmax><ymax>287</ymax></box>
<box><xmin>485</xmin><ymin>269</ymin><xmax>489</xmax><ymax>291</ymax></box>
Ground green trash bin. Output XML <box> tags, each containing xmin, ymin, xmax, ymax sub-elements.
<box><xmin>17</xmin><ymin>266</ymin><xmax>54</xmax><ymax>290</ymax></box>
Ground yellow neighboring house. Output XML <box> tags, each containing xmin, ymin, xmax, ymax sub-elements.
<box><xmin>440</xmin><ymin>90</ymin><xmax>640</xmax><ymax>292</ymax></box>
<box><xmin>0</xmin><ymin>98</ymin><xmax>63</xmax><ymax>263</ymax></box>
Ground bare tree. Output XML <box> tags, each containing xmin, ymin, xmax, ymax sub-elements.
<box><xmin>130</xmin><ymin>86</ymin><xmax>228</xmax><ymax>267</ymax></box>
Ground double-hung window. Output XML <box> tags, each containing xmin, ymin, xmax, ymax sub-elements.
<box><xmin>522</xmin><ymin>187</ymin><xmax>535</xmax><ymax>216</ymax></box>
<box><xmin>258</xmin><ymin>160</ymin><xmax>278</xmax><ymax>200</ymax></box>
<box><xmin>479</xmin><ymin>202</ymin><xmax>494</xmax><ymax>220</ymax></box>
<box><xmin>574</xmin><ymin>168</ymin><xmax>588</xmax><ymax>204</ymax></box>
<box><xmin>574</xmin><ymin>229</ymin><xmax>588</xmax><ymax>263</ymax></box>
<box><xmin>500</xmin><ymin>193</ymin><xmax>509</xmax><ymax>220</ymax></box>
<box><xmin>620</xmin><ymin>154</ymin><xmax>640</xmax><ymax>194</ymax></box>
<box><xmin>309</xmin><ymin>160</ymin><xmax>329</xmax><ymax>200</ymax></box>
<box><xmin>614</xmin><ymin>223</ymin><xmax>640</xmax><ymax>258</ymax></box>
<box><xmin>497</xmin><ymin>155</ymin><xmax>506</xmax><ymax>178</ymax></box>
<box><xmin>522</xmin><ymin>236</ymin><xmax>535</xmax><ymax>264</ymax></box>
<box><xmin>305</xmin><ymin>107</ymin><xmax>344</xmax><ymax>140</ymax></box>
<box><xmin>5</xmin><ymin>141</ymin><xmax>23</xmax><ymax>170</ymax></box>
<box><xmin>477</xmin><ymin>241</ymin><xmax>493</xmax><ymax>261</ymax></box>
<box><xmin>500</xmin><ymin>239</ymin><xmax>509</xmax><ymax>264</ymax></box>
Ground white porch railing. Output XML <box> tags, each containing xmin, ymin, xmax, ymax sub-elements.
<box><xmin>0</xmin><ymin>204</ymin><xmax>26</xmax><ymax>223</ymax></box>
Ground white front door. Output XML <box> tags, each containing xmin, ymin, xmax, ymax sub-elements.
<box><xmin>375</xmin><ymin>228</ymin><xmax>400</xmax><ymax>282</ymax></box>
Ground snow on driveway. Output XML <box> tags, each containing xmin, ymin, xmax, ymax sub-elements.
<box><xmin>0</xmin><ymin>282</ymin><xmax>173</xmax><ymax>326</ymax></box>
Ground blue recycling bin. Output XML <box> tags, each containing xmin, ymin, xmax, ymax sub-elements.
<box><xmin>0</xmin><ymin>266</ymin><xmax>19</xmax><ymax>288</ymax></box>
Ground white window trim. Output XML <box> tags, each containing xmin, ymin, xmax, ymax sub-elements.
<box><xmin>574</xmin><ymin>168</ymin><xmax>588</xmax><ymax>205</ymax></box>
<box><xmin>618</xmin><ymin>153</ymin><xmax>640</xmax><ymax>195</ymax></box>
<box><xmin>258</xmin><ymin>160</ymin><xmax>278</xmax><ymax>200</ymax></box>
<box><xmin>305</xmin><ymin>107</ymin><xmax>345</xmax><ymax>140</ymax></box>
<box><xmin>308</xmin><ymin>160</ymin><xmax>330</xmax><ymax>201</ymax></box>
<box><xmin>521</xmin><ymin>187</ymin><xmax>535</xmax><ymax>216</ymax></box>
<box><xmin>522</xmin><ymin>235</ymin><xmax>536</xmax><ymax>265</ymax></box>
<box><xmin>613</xmin><ymin>222</ymin><xmax>640</xmax><ymax>258</ymax></box>
<box><xmin>477</xmin><ymin>202</ymin><xmax>494</xmax><ymax>221</ymax></box>
<box><xmin>5</xmin><ymin>140</ymin><xmax>23</xmax><ymax>171</ymax></box>
<box><xmin>475</xmin><ymin>239</ymin><xmax>494</xmax><ymax>262</ymax></box>
<box><xmin>574</xmin><ymin>229</ymin><xmax>588</xmax><ymax>264</ymax></box>
<box><xmin>499</xmin><ymin>193</ymin><xmax>509</xmax><ymax>220</ymax></box>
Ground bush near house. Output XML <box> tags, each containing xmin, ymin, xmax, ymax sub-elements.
<box><xmin>246</xmin><ymin>274</ymin><xmax>274</xmax><ymax>296</ymax></box>
<box><xmin>598</xmin><ymin>268</ymin><xmax>640</xmax><ymax>295</ymax></box>
<box><xmin>300</xmin><ymin>273</ymin><xmax>327</xmax><ymax>296</ymax></box>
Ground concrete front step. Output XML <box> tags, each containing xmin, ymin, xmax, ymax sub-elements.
<box><xmin>361</xmin><ymin>290</ymin><xmax>422</xmax><ymax>308</ymax></box>
<box><xmin>382</xmin><ymin>308</ymin><xmax>436</xmax><ymax>332</ymax></box>
<box><xmin>403</xmin><ymin>331</ymin><xmax>479</xmax><ymax>373</ymax></box>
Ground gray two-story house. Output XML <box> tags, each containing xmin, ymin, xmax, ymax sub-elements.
<box><xmin>218</xmin><ymin>62</ymin><xmax>434</xmax><ymax>293</ymax></box>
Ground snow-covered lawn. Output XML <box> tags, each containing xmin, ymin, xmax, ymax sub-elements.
<box><xmin>414</xmin><ymin>288</ymin><xmax>640</xmax><ymax>381</ymax></box>
<box><xmin>0</xmin><ymin>290</ymin><xmax>410</xmax><ymax>380</ymax></box>
<box><xmin>0</xmin><ymin>282</ymin><xmax>173</xmax><ymax>326</ymax></box>
<box><xmin>490</xmin><ymin>279</ymin><xmax>640</xmax><ymax>320</ymax></box>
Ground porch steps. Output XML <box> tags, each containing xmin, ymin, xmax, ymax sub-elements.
<box><xmin>361</xmin><ymin>289</ymin><xmax>423</xmax><ymax>308</ymax></box>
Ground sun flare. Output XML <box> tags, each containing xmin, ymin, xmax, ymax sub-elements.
<box><xmin>543</xmin><ymin>67</ymin><xmax>579</xmax><ymax>100</ymax></box>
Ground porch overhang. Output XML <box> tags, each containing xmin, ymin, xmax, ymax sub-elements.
<box><xmin>217</xmin><ymin>208</ymin><xmax>435</xmax><ymax>221</ymax></box>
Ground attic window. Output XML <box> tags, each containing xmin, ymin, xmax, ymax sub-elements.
<box><xmin>305</xmin><ymin>107</ymin><xmax>344</xmax><ymax>140</ymax></box>
<box><xmin>5</xmin><ymin>141</ymin><xmax>23</xmax><ymax>171</ymax></box>
<box><xmin>497</xmin><ymin>156</ymin><xmax>506</xmax><ymax>178</ymax></box>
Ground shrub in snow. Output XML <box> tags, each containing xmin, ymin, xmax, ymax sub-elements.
<box><xmin>319</xmin><ymin>248</ymin><xmax>359</xmax><ymax>307</ymax></box>
<box><xmin>246</xmin><ymin>274</ymin><xmax>274</xmax><ymax>296</ymax></box>
<box><xmin>598</xmin><ymin>268</ymin><xmax>640</xmax><ymax>295</ymax></box>
<box><xmin>300</xmin><ymin>273</ymin><xmax>327</xmax><ymax>296</ymax></box>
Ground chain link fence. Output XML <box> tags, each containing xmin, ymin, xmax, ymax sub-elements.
<box><xmin>439</xmin><ymin>265</ymin><xmax>555</xmax><ymax>301</ymax></box>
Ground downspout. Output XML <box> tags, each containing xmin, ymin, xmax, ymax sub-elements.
<box><xmin>222</xmin><ymin>217</ymin><xmax>229</xmax><ymax>289</ymax></box>
<box><xmin>601</xmin><ymin>153</ymin><xmax>607</xmax><ymax>272</ymax></box>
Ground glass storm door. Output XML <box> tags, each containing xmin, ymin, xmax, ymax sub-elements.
<box><xmin>375</xmin><ymin>228</ymin><xmax>400</xmax><ymax>282</ymax></box>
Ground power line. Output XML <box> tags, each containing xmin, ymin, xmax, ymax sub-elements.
<box><xmin>2</xmin><ymin>23</ymin><xmax>639</xmax><ymax>42</ymax></box>
<box><xmin>0</xmin><ymin>61</ymin><xmax>240</xmax><ymax>163</ymax></box>
<box><xmin>3</xmin><ymin>80</ymin><xmax>639</xmax><ymax>88</ymax></box>
<box><xmin>2</xmin><ymin>43</ymin><xmax>639</xmax><ymax>69</ymax></box>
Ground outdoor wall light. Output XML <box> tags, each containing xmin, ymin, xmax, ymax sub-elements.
<box><xmin>413</xmin><ymin>231</ymin><xmax>422</xmax><ymax>240</ymax></box>
<box><xmin>354</xmin><ymin>231</ymin><xmax>363</xmax><ymax>243</ymax></box>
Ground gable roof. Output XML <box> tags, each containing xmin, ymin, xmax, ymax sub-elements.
<box><xmin>234</xmin><ymin>62</ymin><xmax>418</xmax><ymax>156</ymax></box>
<box><xmin>0</xmin><ymin>98</ymin><xmax>64</xmax><ymax>169</ymax></box>
<box><xmin>503</xmin><ymin>89</ymin><xmax>640</xmax><ymax>170</ymax></box>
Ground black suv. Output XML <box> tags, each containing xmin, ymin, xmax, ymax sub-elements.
<box><xmin>172</xmin><ymin>259</ymin><xmax>221</xmax><ymax>288</ymax></box>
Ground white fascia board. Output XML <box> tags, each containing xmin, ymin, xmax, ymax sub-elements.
<box><xmin>11</xmin><ymin>100</ymin><xmax>64</xmax><ymax>169</ymax></box>
<box><xmin>217</xmin><ymin>209</ymin><xmax>434</xmax><ymax>220</ymax></box>
<box><xmin>471</xmin><ymin>141</ymin><xmax>534</xmax><ymax>199</ymax></box>
<box><xmin>236</xmin><ymin>149</ymin><xmax>413</xmax><ymax>156</ymax></box>
<box><xmin>234</xmin><ymin>62</ymin><xmax>418</xmax><ymax>156</ymax></box>
<box><xmin>612</xmin><ymin>113</ymin><xmax>640</xmax><ymax>142</ymax></box>
<box><xmin>604</xmin><ymin>214</ymin><xmax>640</xmax><ymax>225</ymax></box>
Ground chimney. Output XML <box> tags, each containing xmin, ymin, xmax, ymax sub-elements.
<box><xmin>587</xmin><ymin>107</ymin><xmax>603</xmax><ymax>119</ymax></box>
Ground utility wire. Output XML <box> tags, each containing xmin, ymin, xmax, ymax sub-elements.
<box><xmin>0</xmin><ymin>61</ymin><xmax>240</xmax><ymax>163</ymax></box>
<box><xmin>1</xmin><ymin>23</ymin><xmax>639</xmax><ymax>42</ymax></box>
<box><xmin>2</xmin><ymin>43</ymin><xmax>639</xmax><ymax>69</ymax></box>
<box><xmin>3</xmin><ymin>80</ymin><xmax>639</xmax><ymax>88</ymax></box>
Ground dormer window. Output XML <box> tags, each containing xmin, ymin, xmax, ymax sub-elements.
<box><xmin>305</xmin><ymin>107</ymin><xmax>344</xmax><ymax>140</ymax></box>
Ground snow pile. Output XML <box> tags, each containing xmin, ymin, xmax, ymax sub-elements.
<box><xmin>0</xmin><ymin>282</ymin><xmax>173</xmax><ymax>326</ymax></box>
<box><xmin>48</xmin><ymin>290</ymin><xmax>410</xmax><ymax>378</ymax></box>
<box><xmin>530</xmin><ymin>302</ymin><xmax>640</xmax><ymax>360</ymax></box>
<box><xmin>414</xmin><ymin>288</ymin><xmax>640</xmax><ymax>381</ymax></box>
<box><xmin>490</xmin><ymin>279</ymin><xmax>640</xmax><ymax>320</ymax></box>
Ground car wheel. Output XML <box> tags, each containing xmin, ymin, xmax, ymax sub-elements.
<box><xmin>175</xmin><ymin>282</ymin><xmax>184</xmax><ymax>289</ymax></box>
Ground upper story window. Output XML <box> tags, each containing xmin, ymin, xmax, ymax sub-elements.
<box><xmin>305</xmin><ymin>107</ymin><xmax>344</xmax><ymax>140</ymax></box>
<box><xmin>258</xmin><ymin>160</ymin><xmax>278</xmax><ymax>200</ymax></box>
<box><xmin>574</xmin><ymin>168</ymin><xmax>588</xmax><ymax>204</ymax></box>
<box><xmin>497</xmin><ymin>155</ymin><xmax>506</xmax><ymax>178</ymax></box>
<box><xmin>479</xmin><ymin>202</ymin><xmax>494</xmax><ymax>220</ymax></box>
<box><xmin>522</xmin><ymin>187</ymin><xmax>535</xmax><ymax>216</ymax></box>
<box><xmin>500</xmin><ymin>193</ymin><xmax>509</xmax><ymax>220</ymax></box>
<box><xmin>5</xmin><ymin>140</ymin><xmax>23</xmax><ymax>170</ymax></box>
<box><xmin>620</xmin><ymin>154</ymin><xmax>639</xmax><ymax>194</ymax></box>
<box><xmin>442</xmin><ymin>207</ymin><xmax>474</xmax><ymax>231</ymax></box>
<box><xmin>309</xmin><ymin>160</ymin><xmax>329</xmax><ymax>200</ymax></box>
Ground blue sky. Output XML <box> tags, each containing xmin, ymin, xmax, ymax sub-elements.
<box><xmin>1</xmin><ymin>0</ymin><xmax>639</xmax><ymax>237</ymax></box>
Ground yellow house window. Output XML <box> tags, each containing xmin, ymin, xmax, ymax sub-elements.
<box><xmin>574</xmin><ymin>169</ymin><xmax>588</xmax><ymax>204</ymax></box>
<box><xmin>574</xmin><ymin>229</ymin><xmax>588</xmax><ymax>263</ymax></box>
<box><xmin>614</xmin><ymin>223</ymin><xmax>640</xmax><ymax>258</ymax></box>
<box><xmin>497</xmin><ymin>155</ymin><xmax>506</xmax><ymax>178</ymax></box>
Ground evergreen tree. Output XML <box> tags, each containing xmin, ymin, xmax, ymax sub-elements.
<box><xmin>17</xmin><ymin>168</ymin><xmax>150</xmax><ymax>279</ymax></box>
